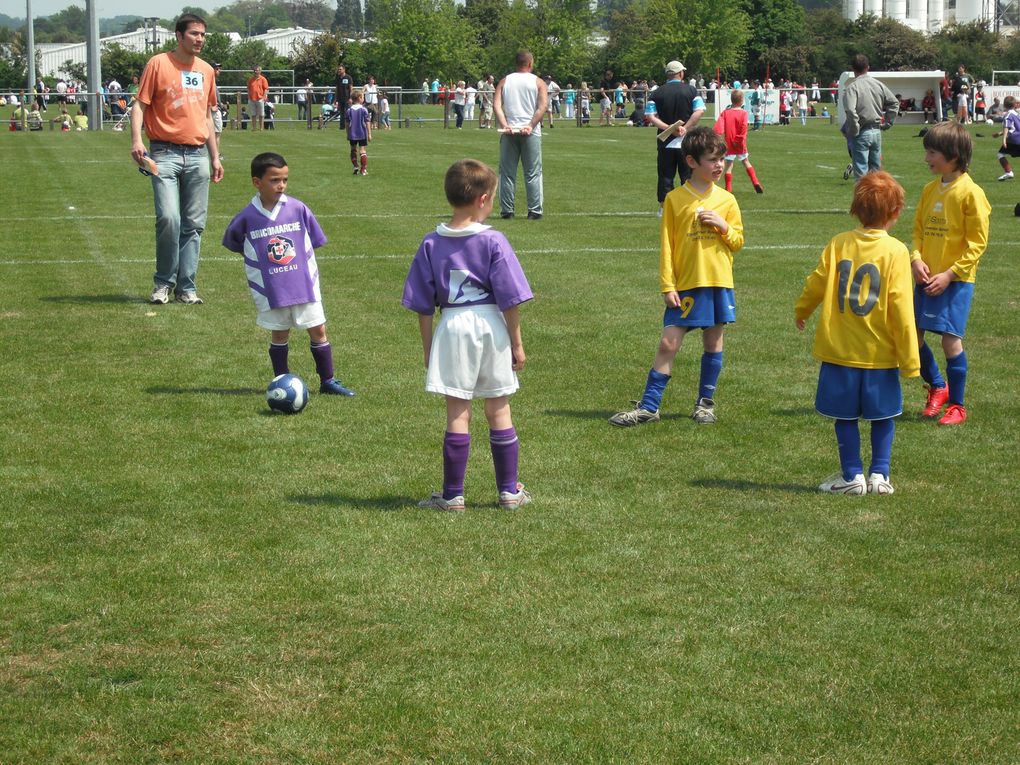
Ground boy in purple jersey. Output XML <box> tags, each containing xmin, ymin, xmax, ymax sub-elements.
<box><xmin>402</xmin><ymin>159</ymin><xmax>534</xmax><ymax>512</ymax></box>
<box><xmin>346</xmin><ymin>90</ymin><xmax>371</xmax><ymax>176</ymax></box>
<box><xmin>222</xmin><ymin>152</ymin><xmax>355</xmax><ymax>397</ymax></box>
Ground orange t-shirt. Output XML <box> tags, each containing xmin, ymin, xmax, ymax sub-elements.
<box><xmin>137</xmin><ymin>52</ymin><xmax>216</xmax><ymax>145</ymax></box>
<box><xmin>247</xmin><ymin>75</ymin><xmax>269</xmax><ymax>101</ymax></box>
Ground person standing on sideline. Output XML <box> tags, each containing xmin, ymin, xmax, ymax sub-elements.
<box><xmin>493</xmin><ymin>50</ymin><xmax>548</xmax><ymax>220</ymax></box>
<box><xmin>841</xmin><ymin>53</ymin><xmax>898</xmax><ymax>179</ymax></box>
<box><xmin>363</xmin><ymin>75</ymin><xmax>379</xmax><ymax>127</ymax></box>
<box><xmin>247</xmin><ymin>65</ymin><xmax>269</xmax><ymax>131</ymax></box>
<box><xmin>334</xmin><ymin>65</ymin><xmax>352</xmax><ymax>129</ymax></box>
<box><xmin>131</xmin><ymin>12</ymin><xmax>223</xmax><ymax>305</ymax></box>
<box><xmin>647</xmin><ymin>60</ymin><xmax>705</xmax><ymax>216</ymax></box>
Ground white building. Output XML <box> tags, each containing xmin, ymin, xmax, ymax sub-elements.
<box><xmin>37</xmin><ymin>26</ymin><xmax>175</xmax><ymax>78</ymax></box>
<box><xmin>843</xmin><ymin>0</ymin><xmax>995</xmax><ymax>32</ymax></box>
<box><xmin>250</xmin><ymin>27</ymin><xmax>325</xmax><ymax>57</ymax></box>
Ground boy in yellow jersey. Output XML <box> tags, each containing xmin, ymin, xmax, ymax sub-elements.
<box><xmin>911</xmin><ymin>121</ymin><xmax>991</xmax><ymax>425</ymax></box>
<box><xmin>795</xmin><ymin>171</ymin><xmax>920</xmax><ymax>495</ymax></box>
<box><xmin>610</xmin><ymin>127</ymin><xmax>744</xmax><ymax>426</ymax></box>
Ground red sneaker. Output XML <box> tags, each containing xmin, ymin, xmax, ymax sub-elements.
<box><xmin>922</xmin><ymin>385</ymin><xmax>949</xmax><ymax>418</ymax></box>
<box><xmin>938</xmin><ymin>403</ymin><xmax>967</xmax><ymax>425</ymax></box>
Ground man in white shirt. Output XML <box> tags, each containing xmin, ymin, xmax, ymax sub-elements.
<box><xmin>494</xmin><ymin>51</ymin><xmax>548</xmax><ymax>219</ymax></box>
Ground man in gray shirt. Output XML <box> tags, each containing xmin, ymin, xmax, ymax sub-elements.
<box><xmin>842</xmin><ymin>53</ymin><xmax>898</xmax><ymax>179</ymax></box>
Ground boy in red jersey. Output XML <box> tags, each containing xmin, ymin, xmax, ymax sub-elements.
<box><xmin>713</xmin><ymin>90</ymin><xmax>763</xmax><ymax>193</ymax></box>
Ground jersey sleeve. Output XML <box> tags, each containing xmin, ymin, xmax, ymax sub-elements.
<box><xmin>910</xmin><ymin>184</ymin><xmax>929</xmax><ymax>262</ymax></box>
<box><xmin>886</xmin><ymin>244</ymin><xmax>921</xmax><ymax>378</ymax></box>
<box><xmin>488</xmin><ymin>233</ymin><xmax>533</xmax><ymax>310</ymax></box>
<box><xmin>794</xmin><ymin>243</ymin><xmax>831</xmax><ymax>322</ymax></box>
<box><xmin>659</xmin><ymin>196</ymin><xmax>679</xmax><ymax>292</ymax></box>
<box><xmin>401</xmin><ymin>240</ymin><xmax>438</xmax><ymax>314</ymax></box>
<box><xmin>302</xmin><ymin>205</ymin><xmax>328</xmax><ymax>249</ymax></box>
<box><xmin>222</xmin><ymin>211</ymin><xmax>247</xmax><ymax>253</ymax></box>
<box><xmin>950</xmin><ymin>186</ymin><xmax>991</xmax><ymax>281</ymax></box>
<box><xmin>720</xmin><ymin>197</ymin><xmax>744</xmax><ymax>253</ymax></box>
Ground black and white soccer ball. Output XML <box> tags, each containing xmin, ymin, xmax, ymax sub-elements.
<box><xmin>266</xmin><ymin>374</ymin><xmax>308</xmax><ymax>414</ymax></box>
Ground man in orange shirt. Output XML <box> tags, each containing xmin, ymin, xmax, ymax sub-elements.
<box><xmin>130</xmin><ymin>13</ymin><xmax>223</xmax><ymax>305</ymax></box>
<box><xmin>247</xmin><ymin>65</ymin><xmax>269</xmax><ymax>131</ymax></box>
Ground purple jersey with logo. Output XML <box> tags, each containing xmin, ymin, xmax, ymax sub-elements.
<box><xmin>1005</xmin><ymin>110</ymin><xmax>1020</xmax><ymax>146</ymax></box>
<box><xmin>347</xmin><ymin>103</ymin><xmax>370</xmax><ymax>141</ymax></box>
<box><xmin>402</xmin><ymin>224</ymin><xmax>533</xmax><ymax>313</ymax></box>
<box><xmin>222</xmin><ymin>194</ymin><xmax>327</xmax><ymax>311</ymax></box>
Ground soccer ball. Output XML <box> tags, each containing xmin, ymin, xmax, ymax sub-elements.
<box><xmin>986</xmin><ymin>118</ymin><xmax>994</xmax><ymax>125</ymax></box>
<box><xmin>266</xmin><ymin>373</ymin><xmax>308</xmax><ymax>414</ymax></box>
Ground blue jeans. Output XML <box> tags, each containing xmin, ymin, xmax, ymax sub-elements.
<box><xmin>850</xmin><ymin>128</ymin><xmax>882</xmax><ymax>179</ymax></box>
<box><xmin>149</xmin><ymin>141</ymin><xmax>210</xmax><ymax>293</ymax></box>
<box><xmin>499</xmin><ymin>132</ymin><xmax>543</xmax><ymax>216</ymax></box>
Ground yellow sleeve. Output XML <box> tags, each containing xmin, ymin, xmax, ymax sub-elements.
<box><xmin>721</xmin><ymin>199</ymin><xmax>744</xmax><ymax>253</ymax></box>
<box><xmin>887</xmin><ymin>247</ymin><xmax>921</xmax><ymax>378</ymax></box>
<box><xmin>659</xmin><ymin>197</ymin><xmax>678</xmax><ymax>292</ymax></box>
<box><xmin>910</xmin><ymin>185</ymin><xmax>927</xmax><ymax>262</ymax></box>
<box><xmin>794</xmin><ymin>246</ymin><xmax>830</xmax><ymax>322</ymax></box>
<box><xmin>949</xmin><ymin>187</ymin><xmax>991</xmax><ymax>280</ymax></box>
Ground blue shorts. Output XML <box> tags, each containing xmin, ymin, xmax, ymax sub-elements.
<box><xmin>816</xmin><ymin>363</ymin><xmax>902</xmax><ymax>420</ymax></box>
<box><xmin>914</xmin><ymin>281</ymin><xmax>974</xmax><ymax>338</ymax></box>
<box><xmin>663</xmin><ymin>287</ymin><xmax>736</xmax><ymax>328</ymax></box>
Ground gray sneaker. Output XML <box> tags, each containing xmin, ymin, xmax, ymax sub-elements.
<box><xmin>176</xmin><ymin>291</ymin><xmax>204</xmax><ymax>305</ymax></box>
<box><xmin>692</xmin><ymin>397</ymin><xmax>717</xmax><ymax>424</ymax></box>
<box><xmin>150</xmin><ymin>284</ymin><xmax>171</xmax><ymax>304</ymax></box>
<box><xmin>609</xmin><ymin>402</ymin><xmax>660</xmax><ymax>427</ymax></box>
<box><xmin>418</xmin><ymin>492</ymin><xmax>465</xmax><ymax>512</ymax></box>
<box><xmin>498</xmin><ymin>483</ymin><xmax>532</xmax><ymax>510</ymax></box>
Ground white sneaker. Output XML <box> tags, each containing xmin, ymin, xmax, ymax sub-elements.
<box><xmin>692</xmin><ymin>397</ymin><xmax>717</xmax><ymax>424</ymax></box>
<box><xmin>418</xmin><ymin>492</ymin><xmax>465</xmax><ymax>512</ymax></box>
<box><xmin>867</xmin><ymin>473</ymin><xmax>895</xmax><ymax>495</ymax></box>
<box><xmin>499</xmin><ymin>483</ymin><xmax>532</xmax><ymax>510</ymax></box>
<box><xmin>150</xmin><ymin>284</ymin><xmax>171</xmax><ymax>304</ymax></box>
<box><xmin>998</xmin><ymin>172</ymin><xmax>1014</xmax><ymax>181</ymax></box>
<box><xmin>818</xmin><ymin>473</ymin><xmax>867</xmax><ymax>495</ymax></box>
<box><xmin>609</xmin><ymin>403</ymin><xmax>660</xmax><ymax>427</ymax></box>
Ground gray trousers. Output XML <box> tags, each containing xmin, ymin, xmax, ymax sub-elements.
<box><xmin>499</xmin><ymin>133</ymin><xmax>543</xmax><ymax>216</ymax></box>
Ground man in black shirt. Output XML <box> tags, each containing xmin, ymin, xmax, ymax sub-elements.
<box><xmin>334</xmin><ymin>64</ymin><xmax>352</xmax><ymax>129</ymax></box>
<box><xmin>647</xmin><ymin>60</ymin><xmax>705</xmax><ymax>213</ymax></box>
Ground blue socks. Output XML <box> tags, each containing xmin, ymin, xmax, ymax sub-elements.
<box><xmin>699</xmin><ymin>352</ymin><xmax>723</xmax><ymax>401</ymax></box>
<box><xmin>919</xmin><ymin>342</ymin><xmax>946</xmax><ymax>389</ymax></box>
<box><xmin>946</xmin><ymin>352</ymin><xmax>967</xmax><ymax>406</ymax></box>
<box><xmin>639</xmin><ymin>369</ymin><xmax>671</xmax><ymax>413</ymax></box>
<box><xmin>868</xmin><ymin>418</ymin><xmax>895</xmax><ymax>479</ymax></box>
<box><xmin>834</xmin><ymin>419</ymin><xmax>863</xmax><ymax>480</ymax></box>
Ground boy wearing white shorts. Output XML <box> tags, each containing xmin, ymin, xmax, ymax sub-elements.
<box><xmin>402</xmin><ymin>159</ymin><xmax>534</xmax><ymax>511</ymax></box>
<box><xmin>222</xmin><ymin>152</ymin><xmax>355</xmax><ymax>397</ymax></box>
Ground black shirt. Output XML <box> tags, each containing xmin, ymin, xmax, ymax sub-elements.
<box><xmin>649</xmin><ymin>79</ymin><xmax>699</xmax><ymax>139</ymax></box>
<box><xmin>334</xmin><ymin>74</ymin><xmax>352</xmax><ymax>105</ymax></box>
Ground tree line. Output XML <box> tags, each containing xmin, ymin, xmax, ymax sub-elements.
<box><xmin>3</xmin><ymin>0</ymin><xmax>1020</xmax><ymax>93</ymax></box>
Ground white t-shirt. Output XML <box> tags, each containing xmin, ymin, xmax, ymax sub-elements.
<box><xmin>364</xmin><ymin>83</ymin><xmax>378</xmax><ymax>105</ymax></box>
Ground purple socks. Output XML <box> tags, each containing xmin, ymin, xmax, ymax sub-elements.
<box><xmin>443</xmin><ymin>432</ymin><xmax>471</xmax><ymax>500</ymax></box>
<box><xmin>489</xmin><ymin>427</ymin><xmax>520</xmax><ymax>494</ymax></box>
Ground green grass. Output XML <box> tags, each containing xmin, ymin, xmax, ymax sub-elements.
<box><xmin>2</xmin><ymin>118</ymin><xmax>1019</xmax><ymax>763</ymax></box>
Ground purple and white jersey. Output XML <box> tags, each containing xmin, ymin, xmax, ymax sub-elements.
<box><xmin>222</xmin><ymin>194</ymin><xmax>327</xmax><ymax>311</ymax></box>
<box><xmin>347</xmin><ymin>103</ymin><xmax>370</xmax><ymax>141</ymax></box>
<box><xmin>402</xmin><ymin>223</ymin><xmax>533</xmax><ymax>314</ymax></box>
<box><xmin>1005</xmin><ymin>109</ymin><xmax>1020</xmax><ymax>146</ymax></box>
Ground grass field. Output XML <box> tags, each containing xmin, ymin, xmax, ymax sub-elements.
<box><xmin>2</xmin><ymin>116</ymin><xmax>1019</xmax><ymax>763</ymax></box>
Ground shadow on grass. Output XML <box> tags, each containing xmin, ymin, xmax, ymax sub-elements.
<box><xmin>146</xmin><ymin>386</ymin><xmax>263</xmax><ymax>396</ymax></box>
<box><xmin>42</xmin><ymin>294</ymin><xmax>148</xmax><ymax>305</ymax></box>
<box><xmin>543</xmin><ymin>408</ymin><xmax>688</xmax><ymax>422</ymax></box>
<box><xmin>689</xmin><ymin>478</ymin><xmax>817</xmax><ymax>494</ymax></box>
<box><xmin>290</xmin><ymin>493</ymin><xmax>418</xmax><ymax>512</ymax></box>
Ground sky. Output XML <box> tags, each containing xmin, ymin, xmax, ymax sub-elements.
<box><xmin>9</xmin><ymin>0</ymin><xmax>217</xmax><ymax>21</ymax></box>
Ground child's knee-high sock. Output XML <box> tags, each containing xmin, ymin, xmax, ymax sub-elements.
<box><xmin>310</xmin><ymin>341</ymin><xmax>334</xmax><ymax>382</ymax></box>
<box><xmin>269</xmin><ymin>342</ymin><xmax>289</xmax><ymax>376</ymax></box>
<box><xmin>698</xmin><ymin>352</ymin><xmax>723</xmax><ymax>401</ymax></box>
<box><xmin>350</xmin><ymin>146</ymin><xmax>358</xmax><ymax>168</ymax></box>
<box><xmin>868</xmin><ymin>418</ymin><xmax>895</xmax><ymax>479</ymax></box>
<box><xmin>639</xmin><ymin>369</ymin><xmax>671</xmax><ymax>412</ymax></box>
<box><xmin>724</xmin><ymin>171</ymin><xmax>733</xmax><ymax>191</ymax></box>
<box><xmin>745</xmin><ymin>164</ymin><xmax>760</xmax><ymax>186</ymax></box>
<box><xmin>360</xmin><ymin>152</ymin><xmax>368</xmax><ymax>172</ymax></box>
<box><xmin>834</xmin><ymin>419</ymin><xmax>863</xmax><ymax>480</ymax></box>
<box><xmin>946</xmin><ymin>351</ymin><xmax>967</xmax><ymax>405</ymax></box>
<box><xmin>489</xmin><ymin>427</ymin><xmax>519</xmax><ymax>494</ymax></box>
<box><xmin>443</xmin><ymin>432</ymin><xmax>471</xmax><ymax>500</ymax></box>
<box><xmin>919</xmin><ymin>342</ymin><xmax>946</xmax><ymax>388</ymax></box>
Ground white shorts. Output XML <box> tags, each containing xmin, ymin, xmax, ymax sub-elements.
<box><xmin>212</xmin><ymin>108</ymin><xmax>223</xmax><ymax>132</ymax></box>
<box><xmin>426</xmin><ymin>304</ymin><xmax>518</xmax><ymax>400</ymax></box>
<box><xmin>250</xmin><ymin>99</ymin><xmax>265</xmax><ymax>117</ymax></box>
<box><xmin>256</xmin><ymin>301</ymin><xmax>326</xmax><ymax>331</ymax></box>
<box><xmin>725</xmin><ymin>152</ymin><xmax>749</xmax><ymax>162</ymax></box>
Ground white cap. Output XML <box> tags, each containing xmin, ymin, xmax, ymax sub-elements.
<box><xmin>665</xmin><ymin>61</ymin><xmax>686</xmax><ymax>75</ymax></box>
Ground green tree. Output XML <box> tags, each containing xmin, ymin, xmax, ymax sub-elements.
<box><xmin>290</xmin><ymin>30</ymin><xmax>344</xmax><ymax>83</ymax></box>
<box><xmin>200</xmin><ymin>32</ymin><xmax>234</xmax><ymax>66</ymax></box>
<box><xmin>460</xmin><ymin>0</ymin><xmax>508</xmax><ymax>54</ymax></box>
<box><xmin>740</xmin><ymin>0</ymin><xmax>805</xmax><ymax>80</ymax></box>
<box><xmin>370</xmin><ymin>0</ymin><xmax>481</xmax><ymax>85</ymax></box>
<box><xmin>0</xmin><ymin>29</ymin><xmax>29</xmax><ymax>90</ymax></box>
<box><xmin>602</xmin><ymin>3</ymin><xmax>655</xmax><ymax>80</ymax></box>
<box><xmin>101</xmin><ymin>42</ymin><xmax>149</xmax><ymax>85</ymax></box>
<box><xmin>931</xmin><ymin>21</ymin><xmax>1000</xmax><ymax>81</ymax></box>
<box><xmin>284</xmin><ymin>0</ymin><xmax>334</xmax><ymax>29</ymax></box>
<box><xmin>334</xmin><ymin>0</ymin><xmax>365</xmax><ymax>35</ymax></box>
<box><xmin>638</xmin><ymin>0</ymin><xmax>749</xmax><ymax>78</ymax></box>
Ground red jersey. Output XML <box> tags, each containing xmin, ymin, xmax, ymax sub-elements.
<box><xmin>714</xmin><ymin>106</ymin><xmax>748</xmax><ymax>155</ymax></box>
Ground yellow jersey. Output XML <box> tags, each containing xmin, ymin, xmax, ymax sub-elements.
<box><xmin>910</xmin><ymin>173</ymin><xmax>990</xmax><ymax>283</ymax></box>
<box><xmin>795</xmin><ymin>228</ymin><xmax>920</xmax><ymax>377</ymax></box>
<box><xmin>660</xmin><ymin>182</ymin><xmax>743</xmax><ymax>293</ymax></box>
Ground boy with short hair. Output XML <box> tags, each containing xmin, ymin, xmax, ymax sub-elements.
<box><xmin>610</xmin><ymin>127</ymin><xmax>744</xmax><ymax>427</ymax></box>
<box><xmin>714</xmin><ymin>89</ymin><xmax>763</xmax><ymax>193</ymax></box>
<box><xmin>795</xmin><ymin>171</ymin><xmax>920</xmax><ymax>495</ymax></box>
<box><xmin>346</xmin><ymin>89</ymin><xmax>371</xmax><ymax>175</ymax></box>
<box><xmin>911</xmin><ymin>121</ymin><xmax>991</xmax><ymax>425</ymax></box>
<box><xmin>402</xmin><ymin>159</ymin><xmax>534</xmax><ymax>512</ymax></box>
<box><xmin>222</xmin><ymin>152</ymin><xmax>356</xmax><ymax>398</ymax></box>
